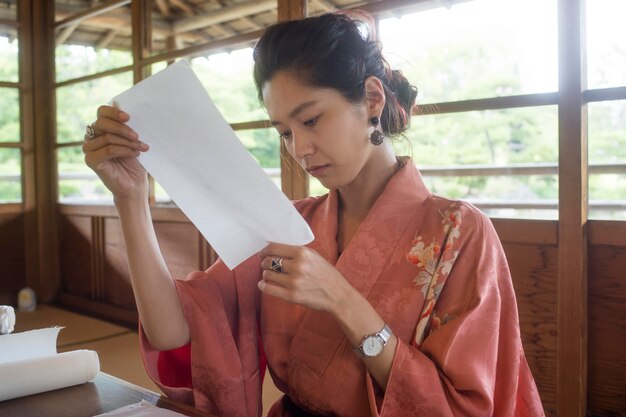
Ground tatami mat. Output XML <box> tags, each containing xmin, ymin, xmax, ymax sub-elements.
<box><xmin>14</xmin><ymin>305</ymin><xmax>129</xmax><ymax>347</ymax></box>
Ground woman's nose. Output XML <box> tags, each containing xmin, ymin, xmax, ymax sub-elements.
<box><xmin>290</xmin><ymin>132</ymin><xmax>314</xmax><ymax>160</ymax></box>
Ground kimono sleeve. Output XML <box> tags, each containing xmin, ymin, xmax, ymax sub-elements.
<box><xmin>367</xmin><ymin>208</ymin><xmax>545</xmax><ymax>417</ymax></box>
<box><xmin>139</xmin><ymin>255</ymin><xmax>264</xmax><ymax>417</ymax></box>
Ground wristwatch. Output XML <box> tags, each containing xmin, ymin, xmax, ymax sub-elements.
<box><xmin>354</xmin><ymin>324</ymin><xmax>393</xmax><ymax>358</ymax></box>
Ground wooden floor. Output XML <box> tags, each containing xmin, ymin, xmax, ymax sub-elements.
<box><xmin>13</xmin><ymin>305</ymin><xmax>282</xmax><ymax>416</ymax></box>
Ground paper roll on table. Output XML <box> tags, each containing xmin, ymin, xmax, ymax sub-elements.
<box><xmin>0</xmin><ymin>328</ymin><xmax>100</xmax><ymax>401</ymax></box>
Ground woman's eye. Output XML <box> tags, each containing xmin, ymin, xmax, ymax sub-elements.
<box><xmin>279</xmin><ymin>130</ymin><xmax>292</xmax><ymax>141</ymax></box>
<box><xmin>303</xmin><ymin>116</ymin><xmax>319</xmax><ymax>127</ymax></box>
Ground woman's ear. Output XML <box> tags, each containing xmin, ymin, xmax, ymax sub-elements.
<box><xmin>364</xmin><ymin>76</ymin><xmax>386</xmax><ymax>117</ymax></box>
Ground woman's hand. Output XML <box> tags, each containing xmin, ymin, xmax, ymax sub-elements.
<box><xmin>83</xmin><ymin>105</ymin><xmax>150</xmax><ymax>200</ymax></box>
<box><xmin>258</xmin><ymin>243</ymin><xmax>352</xmax><ymax>313</ymax></box>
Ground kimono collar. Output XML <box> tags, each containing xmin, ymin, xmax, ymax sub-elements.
<box><xmin>308</xmin><ymin>158</ymin><xmax>432</xmax><ymax>265</ymax></box>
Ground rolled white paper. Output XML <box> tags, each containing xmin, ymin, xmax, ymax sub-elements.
<box><xmin>0</xmin><ymin>349</ymin><xmax>100</xmax><ymax>401</ymax></box>
<box><xmin>0</xmin><ymin>306</ymin><xmax>15</xmax><ymax>335</ymax></box>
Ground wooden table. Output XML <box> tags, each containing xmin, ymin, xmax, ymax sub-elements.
<box><xmin>0</xmin><ymin>372</ymin><xmax>216</xmax><ymax>417</ymax></box>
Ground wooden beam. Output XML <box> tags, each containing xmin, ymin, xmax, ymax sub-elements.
<box><xmin>353</xmin><ymin>0</ymin><xmax>474</xmax><ymax>16</ymax></box>
<box><xmin>414</xmin><ymin>92</ymin><xmax>559</xmax><ymax>116</ymax></box>
<box><xmin>557</xmin><ymin>0</ymin><xmax>588</xmax><ymax>416</ymax></box>
<box><xmin>54</xmin><ymin>7</ymin><xmax>207</xmax><ymax>44</ymax></box>
<box><xmin>96</xmin><ymin>29</ymin><xmax>118</xmax><ymax>49</ymax></box>
<box><xmin>239</xmin><ymin>16</ymin><xmax>261</xmax><ymax>30</ymax></box>
<box><xmin>154</xmin><ymin>0</ymin><xmax>171</xmax><ymax>19</ymax></box>
<box><xmin>23</xmin><ymin>0</ymin><xmax>60</xmax><ymax>302</ymax></box>
<box><xmin>170</xmin><ymin>0</ymin><xmax>196</xmax><ymax>16</ymax></box>
<box><xmin>276</xmin><ymin>0</ymin><xmax>308</xmax><ymax>201</ymax></box>
<box><xmin>0</xmin><ymin>81</ymin><xmax>21</xmax><ymax>88</ymax></box>
<box><xmin>310</xmin><ymin>0</ymin><xmax>336</xmax><ymax>12</ymax></box>
<box><xmin>140</xmin><ymin>28</ymin><xmax>263</xmax><ymax>66</ymax></box>
<box><xmin>55</xmin><ymin>0</ymin><xmax>132</xmax><ymax>30</ymax></box>
<box><xmin>131</xmin><ymin>0</ymin><xmax>151</xmax><ymax>83</ymax></box>
<box><xmin>55</xmin><ymin>21</ymin><xmax>80</xmax><ymax>46</ymax></box>
<box><xmin>0</xmin><ymin>18</ymin><xmax>19</xmax><ymax>28</ymax></box>
<box><xmin>583</xmin><ymin>86</ymin><xmax>626</xmax><ymax>103</ymax></box>
<box><xmin>172</xmin><ymin>0</ymin><xmax>276</xmax><ymax>35</ymax></box>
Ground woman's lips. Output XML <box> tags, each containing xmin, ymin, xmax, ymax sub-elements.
<box><xmin>306</xmin><ymin>164</ymin><xmax>330</xmax><ymax>177</ymax></box>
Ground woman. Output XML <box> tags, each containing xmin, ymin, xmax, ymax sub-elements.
<box><xmin>83</xmin><ymin>11</ymin><xmax>545</xmax><ymax>417</ymax></box>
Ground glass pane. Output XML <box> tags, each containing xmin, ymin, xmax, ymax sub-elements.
<box><xmin>149</xmin><ymin>3</ymin><xmax>275</xmax><ymax>57</ymax></box>
<box><xmin>58</xmin><ymin>146</ymin><xmax>113</xmax><ymax>203</ymax></box>
<box><xmin>0</xmin><ymin>36</ymin><xmax>19</xmax><ymax>83</ymax></box>
<box><xmin>588</xmin><ymin>100</ymin><xmax>626</xmax><ymax>220</ymax></box>
<box><xmin>397</xmin><ymin>106</ymin><xmax>558</xmax><ymax>219</ymax></box>
<box><xmin>55</xmin><ymin>5</ymin><xmax>133</xmax><ymax>82</ymax></box>
<box><xmin>0</xmin><ymin>88</ymin><xmax>19</xmax><ymax>142</ymax></box>
<box><xmin>0</xmin><ymin>2</ymin><xmax>17</xmax><ymax>21</ymax></box>
<box><xmin>191</xmin><ymin>50</ymin><xmax>267</xmax><ymax>123</ymax></box>
<box><xmin>56</xmin><ymin>71</ymin><xmax>133</xmax><ymax>143</ymax></box>
<box><xmin>379</xmin><ymin>0</ymin><xmax>558</xmax><ymax>103</ymax></box>
<box><xmin>0</xmin><ymin>148</ymin><xmax>21</xmax><ymax>203</ymax></box>
<box><xmin>586</xmin><ymin>0</ymin><xmax>626</xmax><ymax>89</ymax></box>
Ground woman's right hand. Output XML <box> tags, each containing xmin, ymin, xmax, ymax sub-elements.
<box><xmin>83</xmin><ymin>105</ymin><xmax>150</xmax><ymax>200</ymax></box>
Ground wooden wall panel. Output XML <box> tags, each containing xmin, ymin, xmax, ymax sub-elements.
<box><xmin>58</xmin><ymin>215</ymin><xmax>93</xmax><ymax>299</ymax></box>
<box><xmin>101</xmin><ymin>219</ymin><xmax>200</xmax><ymax>310</ymax></box>
<box><xmin>103</xmin><ymin>218</ymin><xmax>135</xmax><ymax>310</ymax></box>
<box><xmin>0</xmin><ymin>213</ymin><xmax>25</xmax><ymax>305</ymax></box>
<box><xmin>587</xmin><ymin>244</ymin><xmax>626</xmax><ymax>417</ymax></box>
<box><xmin>503</xmin><ymin>242</ymin><xmax>559</xmax><ymax>417</ymax></box>
<box><xmin>154</xmin><ymin>222</ymin><xmax>200</xmax><ymax>279</ymax></box>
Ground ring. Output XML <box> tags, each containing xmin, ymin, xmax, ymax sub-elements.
<box><xmin>85</xmin><ymin>124</ymin><xmax>96</xmax><ymax>140</ymax></box>
<box><xmin>270</xmin><ymin>257</ymin><xmax>284</xmax><ymax>274</ymax></box>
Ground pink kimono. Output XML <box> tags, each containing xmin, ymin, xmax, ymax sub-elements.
<box><xmin>140</xmin><ymin>161</ymin><xmax>546</xmax><ymax>417</ymax></box>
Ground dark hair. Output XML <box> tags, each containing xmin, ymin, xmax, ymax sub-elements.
<box><xmin>253</xmin><ymin>11</ymin><xmax>418</xmax><ymax>136</ymax></box>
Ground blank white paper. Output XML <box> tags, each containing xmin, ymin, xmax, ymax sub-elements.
<box><xmin>113</xmin><ymin>60</ymin><xmax>314</xmax><ymax>269</ymax></box>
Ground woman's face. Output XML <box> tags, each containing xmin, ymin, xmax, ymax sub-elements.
<box><xmin>262</xmin><ymin>70</ymin><xmax>376</xmax><ymax>190</ymax></box>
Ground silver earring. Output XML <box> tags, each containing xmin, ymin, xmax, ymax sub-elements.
<box><xmin>369</xmin><ymin>116</ymin><xmax>384</xmax><ymax>146</ymax></box>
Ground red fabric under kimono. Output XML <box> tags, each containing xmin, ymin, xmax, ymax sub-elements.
<box><xmin>139</xmin><ymin>161</ymin><xmax>546</xmax><ymax>417</ymax></box>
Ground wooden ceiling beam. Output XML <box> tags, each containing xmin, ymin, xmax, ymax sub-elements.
<box><xmin>55</xmin><ymin>21</ymin><xmax>80</xmax><ymax>46</ymax></box>
<box><xmin>238</xmin><ymin>16</ymin><xmax>260</xmax><ymax>30</ymax></box>
<box><xmin>170</xmin><ymin>0</ymin><xmax>198</xmax><ymax>16</ymax></box>
<box><xmin>154</xmin><ymin>0</ymin><xmax>171</xmax><ymax>19</ymax></box>
<box><xmin>311</xmin><ymin>0</ymin><xmax>336</xmax><ymax>12</ymax></box>
<box><xmin>55</xmin><ymin>0</ymin><xmax>131</xmax><ymax>30</ymax></box>
<box><xmin>172</xmin><ymin>0</ymin><xmax>276</xmax><ymax>34</ymax></box>
<box><xmin>96</xmin><ymin>29</ymin><xmax>118</xmax><ymax>48</ymax></box>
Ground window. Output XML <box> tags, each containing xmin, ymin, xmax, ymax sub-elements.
<box><xmin>585</xmin><ymin>0</ymin><xmax>626</xmax><ymax>220</ymax></box>
<box><xmin>378</xmin><ymin>0</ymin><xmax>559</xmax><ymax>219</ymax></box>
<box><xmin>0</xmin><ymin>18</ymin><xmax>21</xmax><ymax>204</ymax></box>
<box><xmin>55</xmin><ymin>2</ymin><xmax>281</xmax><ymax>205</ymax></box>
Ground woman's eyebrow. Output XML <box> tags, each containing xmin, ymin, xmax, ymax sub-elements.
<box><xmin>270</xmin><ymin>100</ymin><xmax>318</xmax><ymax>126</ymax></box>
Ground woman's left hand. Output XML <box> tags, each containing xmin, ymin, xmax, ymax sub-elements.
<box><xmin>259</xmin><ymin>243</ymin><xmax>349</xmax><ymax>312</ymax></box>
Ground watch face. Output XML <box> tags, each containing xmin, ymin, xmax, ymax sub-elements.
<box><xmin>362</xmin><ymin>336</ymin><xmax>383</xmax><ymax>356</ymax></box>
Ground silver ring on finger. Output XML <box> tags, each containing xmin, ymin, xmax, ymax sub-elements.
<box><xmin>270</xmin><ymin>257</ymin><xmax>284</xmax><ymax>274</ymax></box>
<box><xmin>85</xmin><ymin>123</ymin><xmax>96</xmax><ymax>140</ymax></box>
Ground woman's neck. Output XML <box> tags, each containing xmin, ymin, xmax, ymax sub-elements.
<box><xmin>337</xmin><ymin>147</ymin><xmax>400</xmax><ymax>221</ymax></box>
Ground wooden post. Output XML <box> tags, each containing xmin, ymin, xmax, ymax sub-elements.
<box><xmin>22</xmin><ymin>0</ymin><xmax>60</xmax><ymax>302</ymax></box>
<box><xmin>557</xmin><ymin>0</ymin><xmax>588</xmax><ymax>416</ymax></box>
<box><xmin>277</xmin><ymin>0</ymin><xmax>309</xmax><ymax>200</ymax></box>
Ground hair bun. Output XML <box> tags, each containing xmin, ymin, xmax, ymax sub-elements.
<box><xmin>390</xmin><ymin>69</ymin><xmax>418</xmax><ymax>129</ymax></box>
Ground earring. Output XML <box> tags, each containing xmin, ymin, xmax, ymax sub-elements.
<box><xmin>368</xmin><ymin>116</ymin><xmax>384</xmax><ymax>146</ymax></box>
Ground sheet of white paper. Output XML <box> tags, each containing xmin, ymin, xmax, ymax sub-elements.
<box><xmin>94</xmin><ymin>400</ymin><xmax>187</xmax><ymax>417</ymax></box>
<box><xmin>112</xmin><ymin>60</ymin><xmax>314</xmax><ymax>269</ymax></box>
<box><xmin>0</xmin><ymin>327</ymin><xmax>60</xmax><ymax>364</ymax></box>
